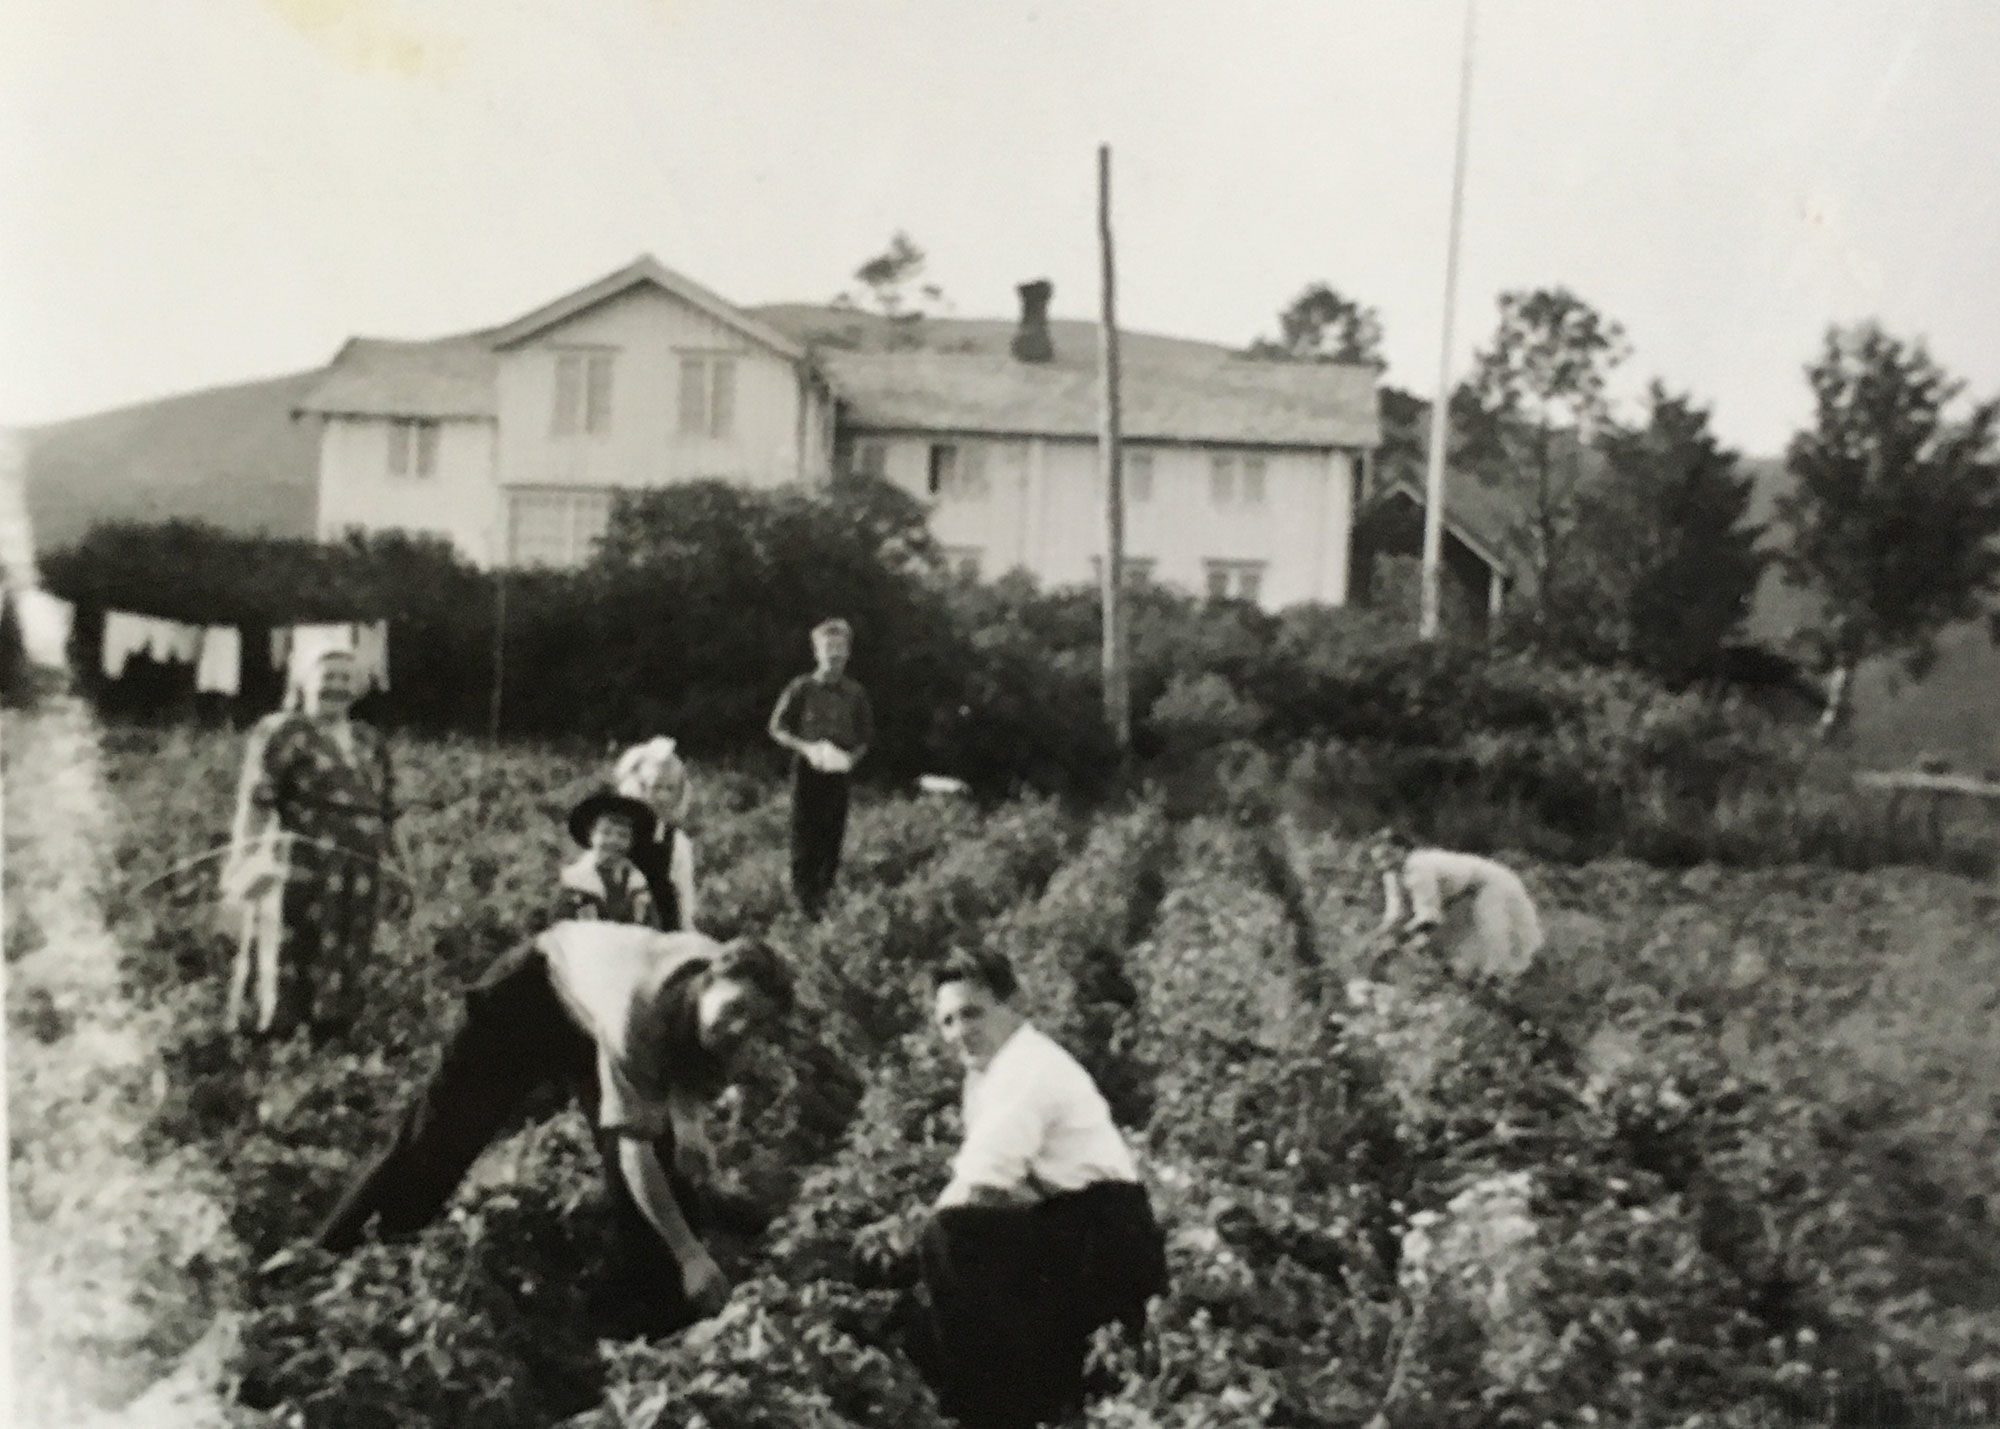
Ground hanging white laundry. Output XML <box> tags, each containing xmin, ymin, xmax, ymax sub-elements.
<box><xmin>349</xmin><ymin>619</ymin><xmax>390</xmax><ymax>693</ymax></box>
<box><xmin>103</xmin><ymin>610</ymin><xmax>154</xmax><ymax>679</ymax></box>
<box><xmin>14</xmin><ymin>589</ymin><xmax>74</xmax><ymax>668</ymax></box>
<box><xmin>143</xmin><ymin>616</ymin><xmax>202</xmax><ymax>665</ymax></box>
<box><xmin>195</xmin><ymin>625</ymin><xmax>243</xmax><ymax>696</ymax></box>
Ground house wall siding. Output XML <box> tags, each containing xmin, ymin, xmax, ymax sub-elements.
<box><xmin>494</xmin><ymin>286</ymin><xmax>809</xmax><ymax>494</ymax></box>
<box><xmin>861</xmin><ymin>432</ymin><xmax>1357</xmax><ymax>606</ymax></box>
<box><xmin>315</xmin><ymin>416</ymin><xmax>499</xmax><ymax>560</ymax></box>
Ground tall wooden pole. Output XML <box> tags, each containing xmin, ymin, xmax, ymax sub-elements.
<box><xmin>1097</xmin><ymin>143</ymin><xmax>1130</xmax><ymax>754</ymax></box>
<box><xmin>1420</xmin><ymin>0</ymin><xmax>1477</xmax><ymax>640</ymax></box>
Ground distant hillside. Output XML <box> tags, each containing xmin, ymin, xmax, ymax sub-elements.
<box><xmin>16</xmin><ymin>370</ymin><xmax>322</xmax><ymax>554</ymax></box>
<box><xmin>1742</xmin><ymin>453</ymin><xmax>2000</xmax><ymax>774</ymax></box>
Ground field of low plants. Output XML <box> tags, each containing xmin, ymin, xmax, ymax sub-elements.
<box><xmin>9</xmin><ymin>712</ymin><xmax>2000</xmax><ymax>1426</ymax></box>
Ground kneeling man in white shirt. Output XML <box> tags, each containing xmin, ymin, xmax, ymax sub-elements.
<box><xmin>909</xmin><ymin>948</ymin><xmax>1168</xmax><ymax>1429</ymax></box>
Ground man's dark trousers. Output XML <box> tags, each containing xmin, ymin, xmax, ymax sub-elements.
<box><xmin>790</xmin><ymin>763</ymin><xmax>851</xmax><ymax>919</ymax></box>
<box><xmin>311</xmin><ymin>941</ymin><xmax>705</xmax><ymax>1333</ymax></box>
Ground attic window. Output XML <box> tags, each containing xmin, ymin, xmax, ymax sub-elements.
<box><xmin>387</xmin><ymin>419</ymin><xmax>441</xmax><ymax>478</ymax></box>
<box><xmin>678</xmin><ymin>355</ymin><xmax>737</xmax><ymax>438</ymax></box>
<box><xmin>553</xmin><ymin>351</ymin><xmax>615</xmax><ymax>437</ymax></box>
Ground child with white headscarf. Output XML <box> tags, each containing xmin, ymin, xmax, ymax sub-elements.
<box><xmin>613</xmin><ymin>737</ymin><xmax>699</xmax><ymax>932</ymax></box>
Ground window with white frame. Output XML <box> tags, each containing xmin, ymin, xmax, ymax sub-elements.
<box><xmin>1204</xmin><ymin>559</ymin><xmax>1266</xmax><ymax>603</ymax></box>
<box><xmin>1241</xmin><ymin>454</ymin><xmax>1268</xmax><ymax>505</ymax></box>
<box><xmin>1210</xmin><ymin>452</ymin><xmax>1266</xmax><ymax>507</ymax></box>
<box><xmin>387</xmin><ymin>419</ymin><xmax>442</xmax><ymax>478</ymax></box>
<box><xmin>1089</xmin><ymin>556</ymin><xmax>1158</xmax><ymax>587</ymax></box>
<box><xmin>851</xmin><ymin>439</ymin><xmax>889</xmax><ymax>481</ymax></box>
<box><xmin>1124</xmin><ymin>450</ymin><xmax>1155</xmax><ymax>503</ymax></box>
<box><xmin>927</xmin><ymin>442</ymin><xmax>989</xmax><ymax>500</ymax></box>
<box><xmin>943</xmin><ymin>545</ymin><xmax>983</xmax><ymax>579</ymax></box>
<box><xmin>551</xmin><ymin>351</ymin><xmax>615</xmax><ymax>437</ymax></box>
<box><xmin>506</xmin><ymin>487</ymin><xmax>613</xmax><ymax>567</ymax></box>
<box><xmin>678</xmin><ymin>355</ymin><xmax>738</xmax><ymax>438</ymax></box>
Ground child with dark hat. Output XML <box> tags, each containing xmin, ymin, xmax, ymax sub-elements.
<box><xmin>554</xmin><ymin>788</ymin><xmax>663</xmax><ymax>928</ymax></box>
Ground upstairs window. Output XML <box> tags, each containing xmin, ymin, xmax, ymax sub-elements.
<box><xmin>1210</xmin><ymin>452</ymin><xmax>1266</xmax><ymax>506</ymax></box>
<box><xmin>387</xmin><ymin>419</ymin><xmax>441</xmax><ymax>478</ymax></box>
<box><xmin>1241</xmin><ymin>455</ymin><xmax>1268</xmax><ymax>505</ymax></box>
<box><xmin>1125</xmin><ymin>450</ymin><xmax>1155</xmax><ymax>503</ymax></box>
<box><xmin>552</xmin><ymin>351</ymin><xmax>615</xmax><ymax>437</ymax></box>
<box><xmin>678</xmin><ymin>355</ymin><xmax>738</xmax><ymax>438</ymax></box>
<box><xmin>1204</xmin><ymin>559</ymin><xmax>1266</xmax><ymax>603</ymax></box>
<box><xmin>927</xmin><ymin>442</ymin><xmax>989</xmax><ymax>500</ymax></box>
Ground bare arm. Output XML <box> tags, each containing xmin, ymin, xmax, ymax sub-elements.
<box><xmin>670</xmin><ymin>832</ymin><xmax>698</xmax><ymax>932</ymax></box>
<box><xmin>767</xmin><ymin>681</ymin><xmax>810</xmax><ymax>757</ymax></box>
<box><xmin>616</xmin><ymin>1138</ymin><xmax>724</xmax><ymax>1306</ymax></box>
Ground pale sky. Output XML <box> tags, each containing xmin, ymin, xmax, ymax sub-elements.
<box><xmin>3</xmin><ymin>0</ymin><xmax>1995</xmax><ymax>456</ymax></box>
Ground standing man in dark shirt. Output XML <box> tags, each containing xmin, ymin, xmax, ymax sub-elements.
<box><xmin>767</xmin><ymin>617</ymin><xmax>873</xmax><ymax>919</ymax></box>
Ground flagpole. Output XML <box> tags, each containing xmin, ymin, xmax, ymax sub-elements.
<box><xmin>1097</xmin><ymin>142</ymin><xmax>1131</xmax><ymax>756</ymax></box>
<box><xmin>1420</xmin><ymin>0</ymin><xmax>1477</xmax><ymax>641</ymax></box>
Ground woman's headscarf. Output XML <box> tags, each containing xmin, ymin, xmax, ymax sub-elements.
<box><xmin>614</xmin><ymin>737</ymin><xmax>692</xmax><ymax>829</ymax></box>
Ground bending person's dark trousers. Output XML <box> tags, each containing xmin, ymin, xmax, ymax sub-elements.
<box><xmin>312</xmin><ymin>941</ymin><xmax>705</xmax><ymax>1332</ymax></box>
<box><xmin>911</xmin><ymin>1180</ymin><xmax>1169</xmax><ymax>1429</ymax></box>
<box><xmin>789</xmin><ymin>763</ymin><xmax>851</xmax><ymax>918</ymax></box>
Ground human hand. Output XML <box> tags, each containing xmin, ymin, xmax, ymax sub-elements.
<box><xmin>817</xmin><ymin>742</ymin><xmax>854</xmax><ymax>774</ymax></box>
<box><xmin>680</xmin><ymin>1248</ymin><xmax>730</xmax><ymax>1315</ymax></box>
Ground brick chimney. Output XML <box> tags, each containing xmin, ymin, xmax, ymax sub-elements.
<box><xmin>1011</xmin><ymin>280</ymin><xmax>1055</xmax><ymax>363</ymax></box>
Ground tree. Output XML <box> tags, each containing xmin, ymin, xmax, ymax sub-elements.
<box><xmin>1248</xmin><ymin>283</ymin><xmax>1384</xmax><ymax>366</ymax></box>
<box><xmin>1464</xmin><ymin>287</ymin><xmax>1630</xmax><ymax>636</ymax></box>
<box><xmin>1775</xmin><ymin>322</ymin><xmax>2000</xmax><ymax>736</ymax></box>
<box><xmin>1568</xmin><ymin>383</ymin><xmax>1767</xmax><ymax>683</ymax></box>
<box><xmin>835</xmin><ymin>231</ymin><xmax>949</xmax><ymax>322</ymax></box>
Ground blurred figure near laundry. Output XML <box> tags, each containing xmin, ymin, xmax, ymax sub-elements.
<box><xmin>612</xmin><ymin>736</ymin><xmax>699</xmax><ymax>932</ymax></box>
<box><xmin>1370</xmin><ymin>828</ymin><xmax>1544</xmax><ymax>984</ymax></box>
<box><xmin>553</xmin><ymin>788</ymin><xmax>662</xmax><ymax>928</ymax></box>
<box><xmin>221</xmin><ymin>646</ymin><xmax>404</xmax><ymax>1042</ymax></box>
<box><xmin>767</xmin><ymin>618</ymin><xmax>873</xmax><ymax>919</ymax></box>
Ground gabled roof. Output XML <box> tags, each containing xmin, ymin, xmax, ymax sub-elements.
<box><xmin>1373</xmin><ymin>472</ymin><xmax>1520</xmax><ymax>578</ymax></box>
<box><xmin>820</xmin><ymin>349</ymin><xmax>1378</xmax><ymax>449</ymax></box>
<box><xmin>294</xmin><ymin>332</ymin><xmax>499</xmax><ymax>420</ymax></box>
<box><xmin>486</xmin><ymin>255</ymin><xmax>806</xmax><ymax>361</ymax></box>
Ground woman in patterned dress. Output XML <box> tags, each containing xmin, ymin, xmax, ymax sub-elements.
<box><xmin>222</xmin><ymin>646</ymin><xmax>401</xmax><ymax>1042</ymax></box>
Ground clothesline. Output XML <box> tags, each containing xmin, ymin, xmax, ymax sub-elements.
<box><xmin>4</xmin><ymin>586</ymin><xmax>395</xmax><ymax>703</ymax></box>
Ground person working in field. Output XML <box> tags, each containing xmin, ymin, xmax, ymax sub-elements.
<box><xmin>612</xmin><ymin>736</ymin><xmax>700</xmax><ymax>932</ymax></box>
<box><xmin>905</xmin><ymin>948</ymin><xmax>1169</xmax><ymax>1429</ymax></box>
<box><xmin>1371</xmin><ymin>828</ymin><xmax>1545</xmax><ymax>983</ymax></box>
<box><xmin>273</xmin><ymin>924</ymin><xmax>795</xmax><ymax>1335</ymax></box>
<box><xmin>767</xmin><ymin>618</ymin><xmax>873</xmax><ymax>919</ymax></box>
<box><xmin>552</xmin><ymin>788</ymin><xmax>662</xmax><ymax>927</ymax></box>
<box><xmin>221</xmin><ymin>645</ymin><xmax>403</xmax><ymax>1043</ymax></box>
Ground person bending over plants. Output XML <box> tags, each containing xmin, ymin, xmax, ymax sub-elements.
<box><xmin>1369</xmin><ymin>826</ymin><xmax>1544</xmax><ymax>985</ymax></box>
<box><xmin>262</xmin><ymin>924</ymin><xmax>795</xmax><ymax>1336</ymax></box>
<box><xmin>903</xmin><ymin>947</ymin><xmax>1169</xmax><ymax>1429</ymax></box>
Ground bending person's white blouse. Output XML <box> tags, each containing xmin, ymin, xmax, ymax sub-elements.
<box><xmin>939</xmin><ymin>1022</ymin><xmax>1140</xmax><ymax>1208</ymax></box>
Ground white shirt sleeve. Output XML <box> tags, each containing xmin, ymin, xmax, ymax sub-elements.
<box><xmin>1379</xmin><ymin>870</ymin><xmax>1406</xmax><ymax>932</ymax></box>
<box><xmin>1402</xmin><ymin>857</ymin><xmax>1444</xmax><ymax>929</ymax></box>
<box><xmin>670</xmin><ymin>831</ymin><xmax>697</xmax><ymax>931</ymax></box>
<box><xmin>942</xmin><ymin>1070</ymin><xmax>1052</xmax><ymax>1204</ymax></box>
